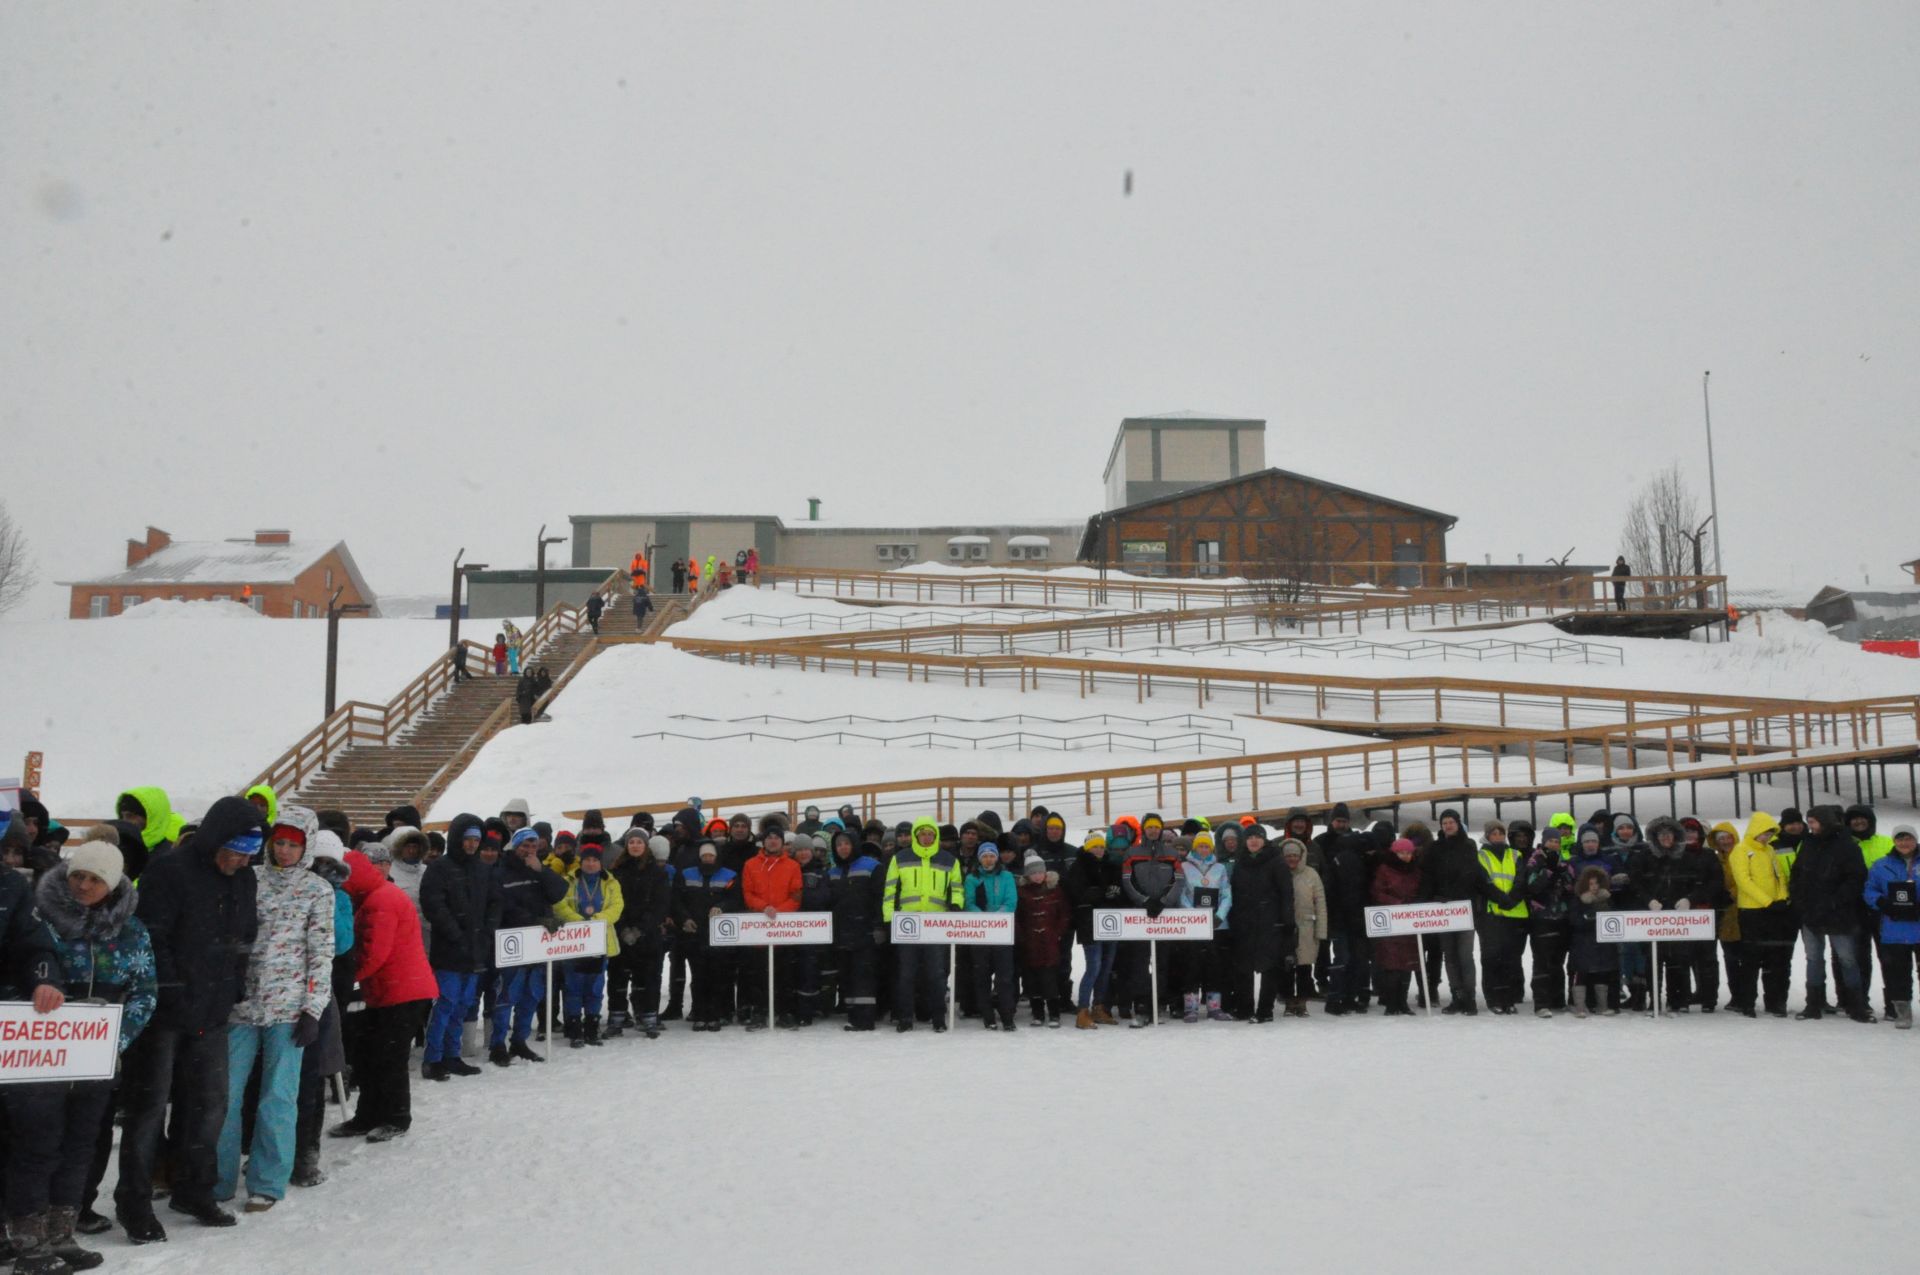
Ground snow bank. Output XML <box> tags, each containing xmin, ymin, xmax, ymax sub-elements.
<box><xmin>1092</xmin><ymin>620</ymin><xmax>1920</xmax><ymax>702</ymax></box>
<box><xmin>430</xmin><ymin>644</ymin><xmax>1368</xmax><ymax>822</ymax></box>
<box><xmin>0</xmin><ymin>616</ymin><xmax>481</xmax><ymax>818</ymax></box>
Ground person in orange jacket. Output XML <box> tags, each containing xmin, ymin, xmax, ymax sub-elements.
<box><xmin>740</xmin><ymin>827</ymin><xmax>802</xmax><ymax>1029</ymax></box>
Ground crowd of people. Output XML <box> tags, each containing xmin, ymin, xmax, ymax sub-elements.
<box><xmin>0</xmin><ymin>785</ymin><xmax>1914</xmax><ymax>1271</ymax></box>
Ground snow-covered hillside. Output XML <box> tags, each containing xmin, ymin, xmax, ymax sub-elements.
<box><xmin>1</xmin><ymin>603</ymin><xmax>521</xmax><ymax>818</ymax></box>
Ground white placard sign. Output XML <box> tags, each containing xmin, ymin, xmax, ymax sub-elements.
<box><xmin>1363</xmin><ymin>902</ymin><xmax>1476</xmax><ymax>939</ymax></box>
<box><xmin>494</xmin><ymin>921</ymin><xmax>606</xmax><ymax>969</ymax></box>
<box><xmin>0</xmin><ymin>1002</ymin><xmax>124</xmax><ymax>1084</ymax></box>
<box><xmin>709</xmin><ymin>912</ymin><xmax>834</xmax><ymax>946</ymax></box>
<box><xmin>1092</xmin><ymin>908</ymin><xmax>1215</xmax><ymax>941</ymax></box>
<box><xmin>1595</xmin><ymin>910</ymin><xmax>1717</xmax><ymax>943</ymax></box>
<box><xmin>891</xmin><ymin>913</ymin><xmax>1015</xmax><ymax>945</ymax></box>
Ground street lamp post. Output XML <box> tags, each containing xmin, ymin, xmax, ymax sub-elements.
<box><xmin>448</xmin><ymin>549</ymin><xmax>490</xmax><ymax>673</ymax></box>
<box><xmin>1702</xmin><ymin>371</ymin><xmax>1725</xmax><ymax>591</ymax></box>
<box><xmin>534</xmin><ymin>524</ymin><xmax>568</xmax><ymax>616</ymax></box>
<box><xmin>324</xmin><ymin>587</ymin><xmax>373</xmax><ymax>715</ymax></box>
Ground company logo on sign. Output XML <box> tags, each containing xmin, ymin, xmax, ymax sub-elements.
<box><xmin>715</xmin><ymin>917</ymin><xmax>739</xmax><ymax>941</ymax></box>
<box><xmin>1097</xmin><ymin>912</ymin><xmax>1122</xmax><ymax>936</ymax></box>
<box><xmin>499</xmin><ymin>932</ymin><xmax>524</xmax><ymax>962</ymax></box>
<box><xmin>1599</xmin><ymin>913</ymin><xmax>1626</xmax><ymax>939</ymax></box>
<box><xmin>898</xmin><ymin>915</ymin><xmax>921</xmax><ymax>939</ymax></box>
<box><xmin>1366</xmin><ymin>908</ymin><xmax>1391</xmax><ymax>936</ymax></box>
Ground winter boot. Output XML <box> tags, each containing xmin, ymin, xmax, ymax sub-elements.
<box><xmin>443</xmin><ymin>1056</ymin><xmax>482</xmax><ymax>1077</ymax></box>
<box><xmin>7</xmin><ymin>1212</ymin><xmax>67</xmax><ymax>1275</ymax></box>
<box><xmin>1075</xmin><ymin>1008</ymin><xmax>1096</xmax><ymax>1030</ymax></box>
<box><xmin>1207</xmin><ymin>993</ymin><xmax>1234</xmax><ymax>1022</ymax></box>
<box><xmin>46</xmin><ymin>1207</ymin><xmax>102</xmax><ymax>1272</ymax></box>
<box><xmin>1895</xmin><ymin>1003</ymin><xmax>1914</xmax><ymax>1030</ymax></box>
<box><xmin>1182</xmin><ymin>992</ymin><xmax>1201</xmax><ymax>1024</ymax></box>
<box><xmin>421</xmin><ymin>1061</ymin><xmax>448</xmax><ymax>1082</ymax></box>
<box><xmin>289</xmin><ymin>1144</ymin><xmax>326</xmax><ymax>1188</ymax></box>
<box><xmin>1626</xmin><ymin>982</ymin><xmax>1648</xmax><ymax>1014</ymax></box>
<box><xmin>566</xmin><ymin>1018</ymin><xmax>585</xmax><ymax>1049</ymax></box>
<box><xmin>72</xmin><ymin>1212</ymin><xmax>110</xmax><ymax>1238</ymax></box>
<box><xmin>509</xmin><ymin>1038</ymin><xmax>544</xmax><ymax>1062</ymax></box>
<box><xmin>1030</xmin><ymin>1001</ymin><xmax>1047</xmax><ymax>1027</ymax></box>
<box><xmin>1844</xmin><ymin>993</ymin><xmax>1878</xmax><ymax>1025</ymax></box>
<box><xmin>1047</xmin><ymin>1006</ymin><xmax>1061</xmax><ymax>1028</ymax></box>
<box><xmin>1284</xmin><ymin>996</ymin><xmax>1308</xmax><ymax>1018</ymax></box>
<box><xmin>1091</xmin><ymin>1005</ymin><xmax>1118</xmax><ymax>1026</ymax></box>
<box><xmin>603</xmin><ymin>1012</ymin><xmax>627</xmax><ymax>1039</ymax></box>
<box><xmin>640</xmin><ymin>1013</ymin><xmax>663</xmax><ymax>1039</ymax></box>
<box><xmin>488</xmin><ymin>1045</ymin><xmax>512</xmax><ymax>1068</ymax></box>
<box><xmin>1129</xmin><ymin>1008</ymin><xmax>1152</xmax><ymax>1029</ymax></box>
<box><xmin>1795</xmin><ymin>1001</ymin><xmax>1824</xmax><ymax>1021</ymax></box>
<box><xmin>584</xmin><ymin>1016</ymin><xmax>604</xmax><ymax>1046</ymax></box>
<box><xmin>1001</xmin><ymin>1011</ymin><xmax>1018</xmax><ymax>1032</ymax></box>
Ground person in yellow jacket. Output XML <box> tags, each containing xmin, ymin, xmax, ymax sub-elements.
<box><xmin>1729</xmin><ymin>812</ymin><xmax>1792</xmax><ymax>1016</ymax></box>
<box><xmin>552</xmin><ymin>842</ymin><xmax>624</xmax><ymax>1046</ymax></box>
<box><xmin>883</xmin><ymin>816</ymin><xmax>963</xmax><ymax>1032</ymax></box>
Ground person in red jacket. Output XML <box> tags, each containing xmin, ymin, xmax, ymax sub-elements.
<box><xmin>333</xmin><ymin>851</ymin><xmax>437</xmax><ymax>1143</ymax></box>
<box><xmin>740</xmin><ymin>827</ymin><xmax>802</xmax><ymax>1030</ymax></box>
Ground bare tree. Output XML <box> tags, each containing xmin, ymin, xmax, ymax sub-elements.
<box><xmin>0</xmin><ymin>500</ymin><xmax>35</xmax><ymax>616</ymax></box>
<box><xmin>1619</xmin><ymin>463</ymin><xmax>1702</xmax><ymax>608</ymax></box>
<box><xmin>1252</xmin><ymin>507</ymin><xmax>1324</xmax><ymax>632</ymax></box>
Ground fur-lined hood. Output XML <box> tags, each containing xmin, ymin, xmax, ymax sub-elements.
<box><xmin>36</xmin><ymin>861</ymin><xmax>139</xmax><ymax>942</ymax></box>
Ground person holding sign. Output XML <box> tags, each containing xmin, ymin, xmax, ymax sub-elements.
<box><xmin>553</xmin><ymin>843</ymin><xmax>624</xmax><ymax>1047</ymax></box>
<box><xmin>882</xmin><ymin>817</ymin><xmax>963</xmax><ymax>1032</ymax></box>
<box><xmin>1230</xmin><ymin>824</ymin><xmax>1295</xmax><ymax>1025</ymax></box>
<box><xmin>1367</xmin><ymin>838</ymin><xmax>1423</xmax><ymax>1015</ymax></box>
<box><xmin>740</xmin><ymin>828</ymin><xmax>802</xmax><ymax>1030</ymax></box>
<box><xmin>489</xmin><ymin>829</ymin><xmax>567</xmax><ymax>1063</ymax></box>
<box><xmin>1423</xmin><ymin>810</ymin><xmax>1481</xmax><ymax>1016</ymax></box>
<box><xmin>1519</xmin><ymin>823</ymin><xmax>1575</xmax><ymax>1016</ymax></box>
<box><xmin>1568</xmin><ymin>849</ymin><xmax>1624</xmax><ymax>1017</ymax></box>
<box><xmin>1475</xmin><ymin>821</ymin><xmax>1528</xmax><ymax>1015</ymax></box>
<box><xmin>1862</xmin><ymin>824</ymin><xmax>1920</xmax><ymax>1029</ymax></box>
<box><xmin>6</xmin><ymin>844</ymin><xmax>134</xmax><ymax>1273</ymax></box>
<box><xmin>1119</xmin><ymin>830</ymin><xmax>1185</xmax><ymax>1028</ymax></box>
<box><xmin>965</xmin><ymin>844</ymin><xmax>1020</xmax><ymax>1030</ymax></box>
<box><xmin>675</xmin><ymin>841</ymin><xmax>740</xmax><ymax>1032</ymax></box>
<box><xmin>1629</xmin><ymin>818</ymin><xmax>1720</xmax><ymax>1015</ymax></box>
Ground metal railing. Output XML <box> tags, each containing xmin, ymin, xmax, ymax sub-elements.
<box><xmin>631</xmin><ymin>727</ymin><xmax>1247</xmax><ymax>755</ymax></box>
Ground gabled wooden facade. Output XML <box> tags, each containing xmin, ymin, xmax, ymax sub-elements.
<box><xmin>1077</xmin><ymin>468</ymin><xmax>1455</xmax><ymax>584</ymax></box>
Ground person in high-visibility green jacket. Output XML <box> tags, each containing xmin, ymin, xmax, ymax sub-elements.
<box><xmin>883</xmin><ymin>817</ymin><xmax>963</xmax><ymax>1032</ymax></box>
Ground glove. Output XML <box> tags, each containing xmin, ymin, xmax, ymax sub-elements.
<box><xmin>1648</xmin><ymin>899</ymin><xmax>1663</xmax><ymax>911</ymax></box>
<box><xmin>541</xmin><ymin>916</ymin><xmax>563</xmax><ymax>933</ymax></box>
<box><xmin>872</xmin><ymin>927</ymin><xmax>887</xmax><ymax>944</ymax></box>
<box><xmin>291</xmin><ymin>1013</ymin><xmax>322</xmax><ymax>1048</ymax></box>
<box><xmin>1145</xmin><ymin>897</ymin><xmax>1164</xmax><ymax>919</ymax></box>
<box><xmin>1675</xmin><ymin>898</ymin><xmax>1690</xmax><ymax>911</ymax></box>
<box><xmin>618</xmin><ymin>926</ymin><xmax>641</xmax><ymax>946</ymax></box>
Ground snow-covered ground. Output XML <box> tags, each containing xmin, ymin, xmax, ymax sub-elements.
<box><xmin>1091</xmin><ymin>617</ymin><xmax>1920</xmax><ymax>703</ymax></box>
<box><xmin>101</xmin><ymin>958</ymin><xmax>1914</xmax><ymax>1275</ymax></box>
<box><xmin>1</xmin><ymin>602</ymin><xmax>525</xmax><ymax>819</ymax></box>
<box><xmin>668</xmin><ymin>583</ymin><xmax>1115</xmax><ymax>642</ymax></box>
<box><xmin>430</xmin><ymin>643</ymin><xmax>1376</xmax><ymax>822</ymax></box>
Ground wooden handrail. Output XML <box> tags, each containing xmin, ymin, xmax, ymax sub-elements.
<box><xmin>555</xmin><ymin>696</ymin><xmax>1919</xmax><ymax>826</ymax></box>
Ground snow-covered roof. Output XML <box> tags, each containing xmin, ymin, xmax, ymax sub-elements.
<box><xmin>65</xmin><ymin>538</ymin><xmax>367</xmax><ymax>592</ymax></box>
<box><xmin>1126</xmin><ymin>410</ymin><xmax>1263</xmax><ymax>422</ymax></box>
<box><xmin>946</xmin><ymin>535</ymin><xmax>991</xmax><ymax>546</ymax></box>
<box><xmin>1006</xmin><ymin>534</ymin><xmax>1050</xmax><ymax>548</ymax></box>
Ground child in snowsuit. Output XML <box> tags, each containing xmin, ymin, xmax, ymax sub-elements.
<box><xmin>1015</xmin><ymin>853</ymin><xmax>1071</xmax><ymax>1027</ymax></box>
<box><xmin>491</xmin><ymin>634</ymin><xmax>508</xmax><ymax>676</ymax></box>
<box><xmin>1180</xmin><ymin>831</ymin><xmax>1234</xmax><ymax>1021</ymax></box>
<box><xmin>966</xmin><ymin>844</ymin><xmax>1020</xmax><ymax>1029</ymax></box>
<box><xmin>553</xmin><ymin>844</ymin><xmax>624</xmax><ymax>1046</ymax></box>
<box><xmin>1368</xmin><ymin>838</ymin><xmax>1423</xmax><ymax>1015</ymax></box>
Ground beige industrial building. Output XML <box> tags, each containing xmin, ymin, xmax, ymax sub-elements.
<box><xmin>568</xmin><ymin>512</ymin><xmax>1084</xmax><ymax>575</ymax></box>
<box><xmin>569</xmin><ymin>412</ymin><xmax>1263</xmax><ymax>578</ymax></box>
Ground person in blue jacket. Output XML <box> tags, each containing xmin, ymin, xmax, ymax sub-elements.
<box><xmin>1863</xmin><ymin>823</ymin><xmax>1920</xmax><ymax>1029</ymax></box>
<box><xmin>826</xmin><ymin>834</ymin><xmax>883</xmax><ymax>1031</ymax></box>
<box><xmin>966</xmin><ymin>844</ymin><xmax>1021</xmax><ymax>1030</ymax></box>
<box><xmin>674</xmin><ymin>841</ymin><xmax>740</xmax><ymax>1031</ymax></box>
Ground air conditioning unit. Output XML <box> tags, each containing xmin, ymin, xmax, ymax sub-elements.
<box><xmin>1007</xmin><ymin>546</ymin><xmax>1025</xmax><ymax>561</ymax></box>
<box><xmin>897</xmin><ymin>545</ymin><xmax>917</xmax><ymax>561</ymax></box>
<box><xmin>876</xmin><ymin>545</ymin><xmax>895</xmax><ymax>560</ymax></box>
<box><xmin>968</xmin><ymin>545</ymin><xmax>988</xmax><ymax>561</ymax></box>
<box><xmin>948</xmin><ymin>545</ymin><xmax>965</xmax><ymax>560</ymax></box>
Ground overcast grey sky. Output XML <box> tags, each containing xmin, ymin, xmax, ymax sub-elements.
<box><xmin>4</xmin><ymin>1</ymin><xmax>1916</xmax><ymax>615</ymax></box>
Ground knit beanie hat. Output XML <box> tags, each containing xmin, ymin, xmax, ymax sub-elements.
<box><xmin>1082</xmin><ymin>829</ymin><xmax>1107</xmax><ymax>851</ymax></box>
<box><xmin>1190</xmin><ymin>831</ymin><xmax>1215</xmax><ymax>853</ymax></box>
<box><xmin>68</xmin><ymin>842</ymin><xmax>126</xmax><ymax>891</ymax></box>
<box><xmin>79</xmin><ymin>823</ymin><xmax>121</xmax><ymax>848</ymax></box>
<box><xmin>978</xmin><ymin>842</ymin><xmax>999</xmax><ymax>863</ymax></box>
<box><xmin>649</xmin><ymin>835</ymin><xmax>671</xmax><ymax>862</ymax></box>
<box><xmin>578</xmin><ymin>842</ymin><xmax>605</xmax><ymax>862</ymax></box>
<box><xmin>1892</xmin><ymin>824</ymin><xmax>1917</xmax><ymax>842</ymax></box>
<box><xmin>1024</xmin><ymin>854</ymin><xmax>1047</xmax><ymax>877</ymax></box>
<box><xmin>508</xmin><ymin>828</ymin><xmax>542</xmax><ymax>851</ymax></box>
